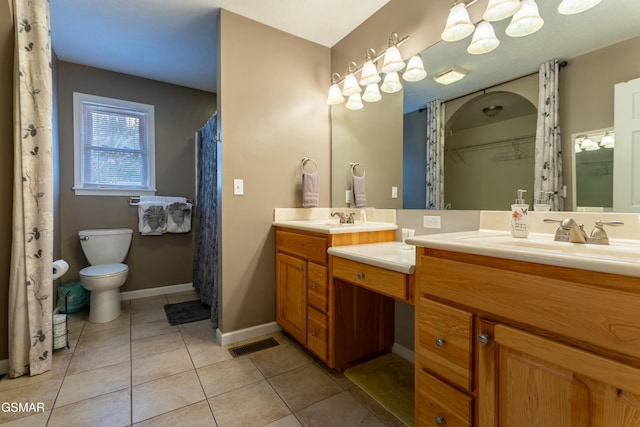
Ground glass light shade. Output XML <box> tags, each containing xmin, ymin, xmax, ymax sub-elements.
<box><xmin>381</xmin><ymin>72</ymin><xmax>402</xmax><ymax>93</ymax></box>
<box><xmin>441</xmin><ymin>3</ymin><xmax>475</xmax><ymax>42</ymax></box>
<box><xmin>345</xmin><ymin>93</ymin><xmax>364</xmax><ymax>110</ymax></box>
<box><xmin>483</xmin><ymin>0</ymin><xmax>522</xmax><ymax>21</ymax></box>
<box><xmin>359</xmin><ymin>60</ymin><xmax>381</xmax><ymax>86</ymax></box>
<box><xmin>506</xmin><ymin>0</ymin><xmax>544</xmax><ymax>37</ymax></box>
<box><xmin>600</xmin><ymin>133</ymin><xmax>615</xmax><ymax>148</ymax></box>
<box><xmin>342</xmin><ymin>73</ymin><xmax>361</xmax><ymax>96</ymax></box>
<box><xmin>580</xmin><ymin>137</ymin><xmax>598</xmax><ymax>151</ymax></box>
<box><xmin>362</xmin><ymin>84</ymin><xmax>382</xmax><ymax>102</ymax></box>
<box><xmin>575</xmin><ymin>141</ymin><xmax>582</xmax><ymax>152</ymax></box>
<box><xmin>402</xmin><ymin>56</ymin><xmax>427</xmax><ymax>82</ymax></box>
<box><xmin>558</xmin><ymin>0</ymin><xmax>602</xmax><ymax>15</ymax></box>
<box><xmin>381</xmin><ymin>46</ymin><xmax>405</xmax><ymax>73</ymax></box>
<box><xmin>467</xmin><ymin>21</ymin><xmax>500</xmax><ymax>55</ymax></box>
<box><xmin>326</xmin><ymin>83</ymin><xmax>345</xmax><ymax>105</ymax></box>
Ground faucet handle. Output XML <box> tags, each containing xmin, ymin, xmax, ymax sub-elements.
<box><xmin>588</xmin><ymin>220</ymin><xmax>624</xmax><ymax>245</ymax></box>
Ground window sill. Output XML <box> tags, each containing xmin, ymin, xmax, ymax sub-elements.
<box><xmin>73</xmin><ymin>188</ymin><xmax>157</xmax><ymax>197</ymax></box>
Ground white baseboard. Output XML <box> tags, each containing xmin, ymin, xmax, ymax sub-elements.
<box><xmin>0</xmin><ymin>359</ymin><xmax>8</xmax><ymax>375</ymax></box>
<box><xmin>216</xmin><ymin>322</ymin><xmax>282</xmax><ymax>347</ymax></box>
<box><xmin>120</xmin><ymin>283</ymin><xmax>194</xmax><ymax>301</ymax></box>
<box><xmin>392</xmin><ymin>342</ymin><xmax>415</xmax><ymax>363</ymax></box>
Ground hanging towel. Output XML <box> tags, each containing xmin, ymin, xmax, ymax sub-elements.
<box><xmin>139</xmin><ymin>202</ymin><xmax>168</xmax><ymax>235</ymax></box>
<box><xmin>351</xmin><ymin>175</ymin><xmax>367</xmax><ymax>208</ymax></box>
<box><xmin>167</xmin><ymin>202</ymin><xmax>192</xmax><ymax>233</ymax></box>
<box><xmin>302</xmin><ymin>172</ymin><xmax>319</xmax><ymax>208</ymax></box>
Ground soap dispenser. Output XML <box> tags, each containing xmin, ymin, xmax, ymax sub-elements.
<box><xmin>534</xmin><ymin>191</ymin><xmax>553</xmax><ymax>212</ymax></box>
<box><xmin>510</xmin><ymin>189</ymin><xmax>529</xmax><ymax>238</ymax></box>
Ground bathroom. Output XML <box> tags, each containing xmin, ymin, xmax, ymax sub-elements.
<box><xmin>1</xmin><ymin>0</ymin><xmax>640</xmax><ymax>425</ymax></box>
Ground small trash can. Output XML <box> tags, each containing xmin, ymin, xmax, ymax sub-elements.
<box><xmin>57</xmin><ymin>282</ymin><xmax>89</xmax><ymax>314</ymax></box>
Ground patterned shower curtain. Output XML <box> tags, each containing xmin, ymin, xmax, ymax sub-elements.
<box><xmin>425</xmin><ymin>99</ymin><xmax>445</xmax><ymax>209</ymax></box>
<box><xmin>193</xmin><ymin>112</ymin><xmax>219</xmax><ymax>327</ymax></box>
<box><xmin>9</xmin><ymin>0</ymin><xmax>54</xmax><ymax>377</ymax></box>
<box><xmin>534</xmin><ymin>59</ymin><xmax>564</xmax><ymax>211</ymax></box>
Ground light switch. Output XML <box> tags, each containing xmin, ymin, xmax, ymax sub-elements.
<box><xmin>391</xmin><ymin>186</ymin><xmax>398</xmax><ymax>199</ymax></box>
<box><xmin>233</xmin><ymin>179</ymin><xmax>244</xmax><ymax>195</ymax></box>
<box><xmin>346</xmin><ymin>190</ymin><xmax>352</xmax><ymax>203</ymax></box>
<box><xmin>423</xmin><ymin>215</ymin><xmax>441</xmax><ymax>229</ymax></box>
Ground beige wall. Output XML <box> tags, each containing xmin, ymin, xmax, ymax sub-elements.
<box><xmin>56</xmin><ymin>62</ymin><xmax>216</xmax><ymax>291</ymax></box>
<box><xmin>0</xmin><ymin>0</ymin><xmax>14</xmax><ymax>361</ymax></box>
<box><xmin>218</xmin><ymin>11</ymin><xmax>331</xmax><ymax>333</ymax></box>
<box><xmin>561</xmin><ymin>36</ymin><xmax>640</xmax><ymax>209</ymax></box>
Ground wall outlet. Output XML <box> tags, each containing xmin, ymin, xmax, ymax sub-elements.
<box><xmin>346</xmin><ymin>190</ymin><xmax>352</xmax><ymax>203</ymax></box>
<box><xmin>423</xmin><ymin>215</ymin><xmax>441</xmax><ymax>229</ymax></box>
<box><xmin>391</xmin><ymin>186</ymin><xmax>398</xmax><ymax>199</ymax></box>
<box><xmin>233</xmin><ymin>179</ymin><xmax>244</xmax><ymax>195</ymax></box>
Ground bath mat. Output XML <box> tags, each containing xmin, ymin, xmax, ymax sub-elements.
<box><xmin>344</xmin><ymin>353</ymin><xmax>414</xmax><ymax>426</ymax></box>
<box><xmin>228</xmin><ymin>337</ymin><xmax>280</xmax><ymax>357</ymax></box>
<box><xmin>164</xmin><ymin>300</ymin><xmax>211</xmax><ymax>325</ymax></box>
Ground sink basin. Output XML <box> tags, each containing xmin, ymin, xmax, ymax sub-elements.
<box><xmin>407</xmin><ymin>230</ymin><xmax>640</xmax><ymax>277</ymax></box>
<box><xmin>273</xmin><ymin>219</ymin><xmax>398</xmax><ymax>235</ymax></box>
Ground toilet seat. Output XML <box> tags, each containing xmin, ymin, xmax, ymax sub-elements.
<box><xmin>80</xmin><ymin>263</ymin><xmax>128</xmax><ymax>278</ymax></box>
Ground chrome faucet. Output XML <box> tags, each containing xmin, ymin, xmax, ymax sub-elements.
<box><xmin>330</xmin><ymin>211</ymin><xmax>355</xmax><ymax>224</ymax></box>
<box><xmin>544</xmin><ymin>218</ymin><xmax>587</xmax><ymax>243</ymax></box>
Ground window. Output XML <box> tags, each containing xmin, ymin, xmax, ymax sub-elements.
<box><xmin>73</xmin><ymin>92</ymin><xmax>156</xmax><ymax>196</ymax></box>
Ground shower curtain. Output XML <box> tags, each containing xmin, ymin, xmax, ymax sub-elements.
<box><xmin>193</xmin><ymin>112</ymin><xmax>219</xmax><ymax>327</ymax></box>
<box><xmin>534</xmin><ymin>59</ymin><xmax>564</xmax><ymax>211</ymax></box>
<box><xmin>425</xmin><ymin>99</ymin><xmax>445</xmax><ymax>209</ymax></box>
<box><xmin>9</xmin><ymin>0</ymin><xmax>54</xmax><ymax>377</ymax></box>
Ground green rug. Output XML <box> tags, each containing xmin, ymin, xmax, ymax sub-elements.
<box><xmin>344</xmin><ymin>353</ymin><xmax>414</xmax><ymax>426</ymax></box>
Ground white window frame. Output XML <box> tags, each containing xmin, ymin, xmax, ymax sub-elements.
<box><xmin>73</xmin><ymin>92</ymin><xmax>157</xmax><ymax>196</ymax></box>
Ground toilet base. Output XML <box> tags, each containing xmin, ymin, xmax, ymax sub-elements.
<box><xmin>89</xmin><ymin>288</ymin><xmax>121</xmax><ymax>323</ymax></box>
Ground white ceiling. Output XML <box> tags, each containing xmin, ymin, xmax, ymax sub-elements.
<box><xmin>50</xmin><ymin>0</ymin><xmax>640</xmax><ymax>113</ymax></box>
<box><xmin>50</xmin><ymin>0</ymin><xmax>390</xmax><ymax>93</ymax></box>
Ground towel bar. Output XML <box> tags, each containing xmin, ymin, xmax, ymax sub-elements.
<box><xmin>128</xmin><ymin>196</ymin><xmax>195</xmax><ymax>206</ymax></box>
<box><xmin>350</xmin><ymin>162</ymin><xmax>365</xmax><ymax>178</ymax></box>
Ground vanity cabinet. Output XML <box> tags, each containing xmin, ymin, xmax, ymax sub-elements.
<box><xmin>275</xmin><ymin>227</ymin><xmax>394</xmax><ymax>367</ymax></box>
<box><xmin>415</xmin><ymin>248</ymin><xmax>640</xmax><ymax>427</ymax></box>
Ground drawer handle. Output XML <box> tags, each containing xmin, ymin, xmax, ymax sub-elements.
<box><xmin>434</xmin><ymin>415</ymin><xmax>445</xmax><ymax>426</ymax></box>
<box><xmin>477</xmin><ymin>333</ymin><xmax>491</xmax><ymax>345</ymax></box>
<box><xmin>298</xmin><ymin>267</ymin><xmax>304</xmax><ymax>272</ymax></box>
<box><xmin>311</xmin><ymin>283</ymin><xmax>318</xmax><ymax>289</ymax></box>
<box><xmin>435</xmin><ymin>337</ymin><xmax>446</xmax><ymax>348</ymax></box>
<box><xmin>311</xmin><ymin>330</ymin><xmax>318</xmax><ymax>337</ymax></box>
<box><xmin>357</xmin><ymin>272</ymin><xmax>365</xmax><ymax>280</ymax></box>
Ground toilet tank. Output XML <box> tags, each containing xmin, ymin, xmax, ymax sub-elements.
<box><xmin>78</xmin><ymin>228</ymin><xmax>133</xmax><ymax>265</ymax></box>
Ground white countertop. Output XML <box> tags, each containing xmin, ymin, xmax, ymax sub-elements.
<box><xmin>327</xmin><ymin>241</ymin><xmax>415</xmax><ymax>274</ymax></box>
<box><xmin>406</xmin><ymin>230</ymin><xmax>640</xmax><ymax>278</ymax></box>
<box><xmin>273</xmin><ymin>220</ymin><xmax>398</xmax><ymax>235</ymax></box>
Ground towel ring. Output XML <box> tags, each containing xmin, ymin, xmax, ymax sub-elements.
<box><xmin>301</xmin><ymin>157</ymin><xmax>318</xmax><ymax>174</ymax></box>
<box><xmin>350</xmin><ymin>162</ymin><xmax>365</xmax><ymax>178</ymax></box>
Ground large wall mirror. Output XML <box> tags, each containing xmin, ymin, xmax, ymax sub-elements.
<box><xmin>331</xmin><ymin>0</ymin><xmax>640</xmax><ymax>211</ymax></box>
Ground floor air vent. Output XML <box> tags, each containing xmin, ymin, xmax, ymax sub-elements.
<box><xmin>228</xmin><ymin>337</ymin><xmax>279</xmax><ymax>357</ymax></box>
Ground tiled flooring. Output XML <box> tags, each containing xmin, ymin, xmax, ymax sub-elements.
<box><xmin>0</xmin><ymin>290</ymin><xmax>406</xmax><ymax>427</ymax></box>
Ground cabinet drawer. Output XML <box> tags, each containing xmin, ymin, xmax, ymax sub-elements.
<box><xmin>417</xmin><ymin>369</ymin><xmax>472</xmax><ymax>427</ymax></box>
<box><xmin>332</xmin><ymin>256</ymin><xmax>409</xmax><ymax>302</ymax></box>
<box><xmin>308</xmin><ymin>263</ymin><xmax>328</xmax><ymax>312</ymax></box>
<box><xmin>307</xmin><ymin>307</ymin><xmax>328</xmax><ymax>361</ymax></box>
<box><xmin>418</xmin><ymin>298</ymin><xmax>473</xmax><ymax>391</ymax></box>
<box><xmin>276</xmin><ymin>230</ymin><xmax>328</xmax><ymax>265</ymax></box>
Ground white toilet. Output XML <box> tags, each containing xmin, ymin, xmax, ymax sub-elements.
<box><xmin>78</xmin><ymin>228</ymin><xmax>133</xmax><ymax>323</ymax></box>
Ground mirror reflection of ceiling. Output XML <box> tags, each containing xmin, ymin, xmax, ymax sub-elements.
<box><xmin>403</xmin><ymin>0</ymin><xmax>640</xmax><ymax>113</ymax></box>
<box><xmin>448</xmin><ymin>91</ymin><xmax>537</xmax><ymax>132</ymax></box>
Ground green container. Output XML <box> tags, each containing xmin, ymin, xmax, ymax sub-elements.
<box><xmin>57</xmin><ymin>282</ymin><xmax>89</xmax><ymax>314</ymax></box>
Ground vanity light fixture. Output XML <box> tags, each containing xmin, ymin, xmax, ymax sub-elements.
<box><xmin>345</xmin><ymin>93</ymin><xmax>364</xmax><ymax>110</ymax></box>
<box><xmin>326</xmin><ymin>73</ymin><xmax>345</xmax><ymax>105</ymax></box>
<box><xmin>381</xmin><ymin>33</ymin><xmax>406</xmax><ymax>73</ymax></box>
<box><xmin>558</xmin><ymin>0</ymin><xmax>602</xmax><ymax>15</ymax></box>
<box><xmin>359</xmin><ymin>49</ymin><xmax>381</xmax><ymax>86</ymax></box>
<box><xmin>600</xmin><ymin>131</ymin><xmax>615</xmax><ymax>148</ymax></box>
<box><xmin>403</xmin><ymin>55</ymin><xmax>427</xmax><ymax>82</ymax></box>
<box><xmin>505</xmin><ymin>0</ymin><xmax>544</xmax><ymax>38</ymax></box>
<box><xmin>362</xmin><ymin>84</ymin><xmax>382</xmax><ymax>102</ymax></box>
<box><xmin>467</xmin><ymin>21</ymin><xmax>500</xmax><ymax>55</ymax></box>
<box><xmin>441</xmin><ymin>2</ymin><xmax>475</xmax><ymax>42</ymax></box>
<box><xmin>342</xmin><ymin>62</ymin><xmax>361</xmax><ymax>96</ymax></box>
<box><xmin>434</xmin><ymin>67</ymin><xmax>467</xmax><ymax>85</ymax></box>
<box><xmin>580</xmin><ymin>136</ymin><xmax>598</xmax><ymax>151</ymax></box>
<box><xmin>483</xmin><ymin>0</ymin><xmax>522</xmax><ymax>22</ymax></box>
<box><xmin>381</xmin><ymin>72</ymin><xmax>403</xmax><ymax>93</ymax></box>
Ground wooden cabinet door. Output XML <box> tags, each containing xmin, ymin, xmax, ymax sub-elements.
<box><xmin>484</xmin><ymin>324</ymin><xmax>640</xmax><ymax>427</ymax></box>
<box><xmin>276</xmin><ymin>252</ymin><xmax>307</xmax><ymax>343</ymax></box>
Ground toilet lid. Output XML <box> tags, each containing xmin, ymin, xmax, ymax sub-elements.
<box><xmin>80</xmin><ymin>263</ymin><xmax>128</xmax><ymax>278</ymax></box>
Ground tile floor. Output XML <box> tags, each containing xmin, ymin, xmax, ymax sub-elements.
<box><xmin>0</xmin><ymin>290</ymin><xmax>407</xmax><ymax>427</ymax></box>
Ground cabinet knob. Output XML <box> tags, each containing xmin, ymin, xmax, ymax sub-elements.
<box><xmin>298</xmin><ymin>267</ymin><xmax>304</xmax><ymax>272</ymax></box>
<box><xmin>434</xmin><ymin>415</ymin><xmax>445</xmax><ymax>426</ymax></box>
<box><xmin>311</xmin><ymin>330</ymin><xmax>317</xmax><ymax>337</ymax></box>
<box><xmin>357</xmin><ymin>272</ymin><xmax>365</xmax><ymax>280</ymax></box>
<box><xmin>435</xmin><ymin>337</ymin><xmax>446</xmax><ymax>348</ymax></box>
<box><xmin>477</xmin><ymin>333</ymin><xmax>491</xmax><ymax>345</ymax></box>
<box><xmin>311</xmin><ymin>283</ymin><xmax>318</xmax><ymax>289</ymax></box>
